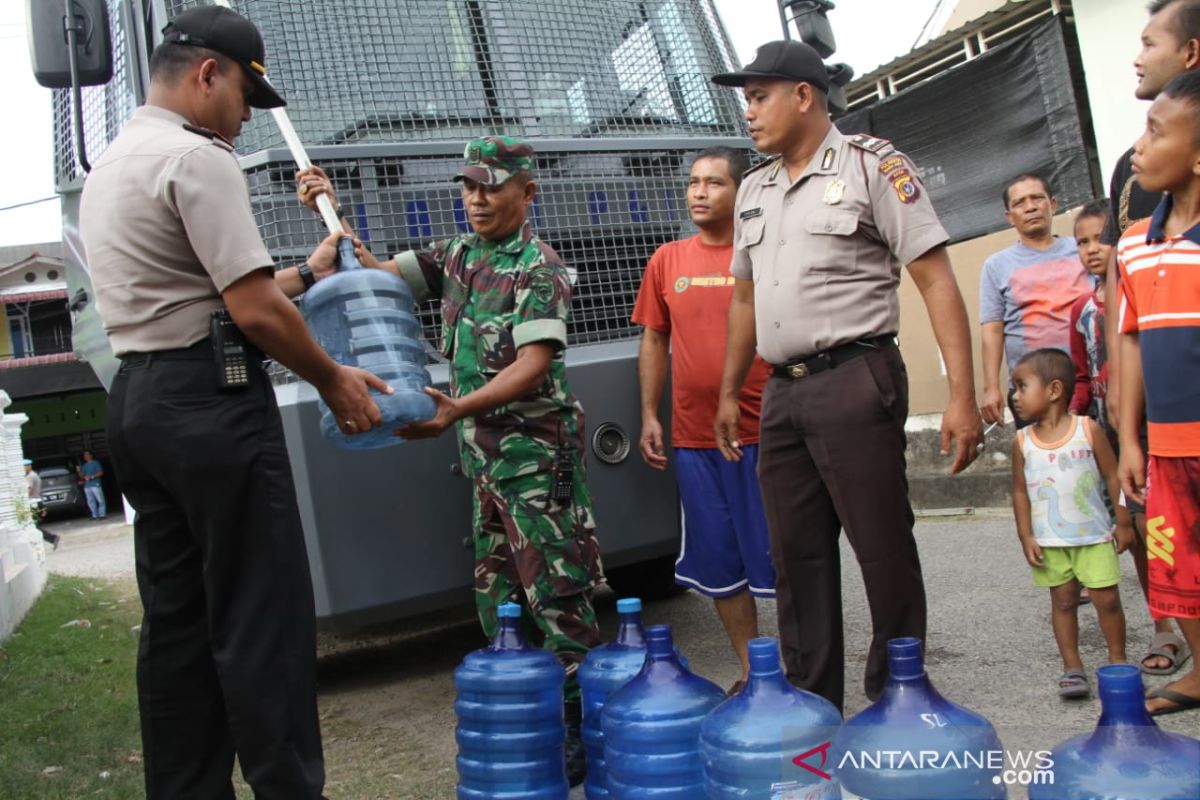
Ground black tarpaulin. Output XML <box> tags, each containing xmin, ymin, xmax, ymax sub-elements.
<box><xmin>837</xmin><ymin>16</ymin><xmax>1098</xmax><ymax>244</ymax></box>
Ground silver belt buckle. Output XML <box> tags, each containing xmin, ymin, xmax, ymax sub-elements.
<box><xmin>787</xmin><ymin>362</ymin><xmax>810</xmax><ymax>378</ymax></box>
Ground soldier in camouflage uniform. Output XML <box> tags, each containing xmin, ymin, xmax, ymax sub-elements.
<box><xmin>297</xmin><ymin>136</ymin><xmax>603</xmax><ymax>784</ymax></box>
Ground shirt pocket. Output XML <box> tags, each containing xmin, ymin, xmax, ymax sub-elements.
<box><xmin>737</xmin><ymin>216</ymin><xmax>766</xmax><ymax>283</ymax></box>
<box><xmin>475</xmin><ymin>321</ymin><xmax>517</xmax><ymax>375</ymax></box>
<box><xmin>738</xmin><ymin>216</ymin><xmax>766</xmax><ymax>249</ymax></box>
<box><xmin>804</xmin><ymin>209</ymin><xmax>860</xmax><ymax>274</ymax></box>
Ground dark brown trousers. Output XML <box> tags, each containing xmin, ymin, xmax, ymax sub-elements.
<box><xmin>757</xmin><ymin>345</ymin><xmax>925</xmax><ymax>713</ymax></box>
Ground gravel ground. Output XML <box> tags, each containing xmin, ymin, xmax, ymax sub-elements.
<box><xmin>39</xmin><ymin>509</ymin><xmax>1200</xmax><ymax>799</ymax></box>
<box><xmin>44</xmin><ymin>517</ymin><xmax>135</xmax><ymax>580</ymax></box>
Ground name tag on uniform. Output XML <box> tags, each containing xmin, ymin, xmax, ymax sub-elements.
<box><xmin>739</xmin><ymin>207</ymin><xmax>763</xmax><ymax>220</ymax></box>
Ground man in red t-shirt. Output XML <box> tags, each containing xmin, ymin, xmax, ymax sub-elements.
<box><xmin>632</xmin><ymin>147</ymin><xmax>774</xmax><ymax>694</ymax></box>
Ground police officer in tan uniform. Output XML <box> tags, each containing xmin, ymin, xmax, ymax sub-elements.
<box><xmin>711</xmin><ymin>41</ymin><xmax>983</xmax><ymax>712</ymax></box>
<box><xmin>79</xmin><ymin>7</ymin><xmax>388</xmax><ymax>798</ymax></box>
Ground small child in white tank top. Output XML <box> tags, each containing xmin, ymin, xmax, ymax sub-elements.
<box><xmin>1010</xmin><ymin>348</ymin><xmax>1134</xmax><ymax>699</ymax></box>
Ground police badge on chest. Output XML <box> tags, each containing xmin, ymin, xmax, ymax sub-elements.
<box><xmin>823</xmin><ymin>180</ymin><xmax>845</xmax><ymax>206</ymax></box>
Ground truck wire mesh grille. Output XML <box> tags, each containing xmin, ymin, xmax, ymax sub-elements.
<box><xmin>54</xmin><ymin>0</ymin><xmax>754</xmax><ymax>376</ymax></box>
<box><xmin>244</xmin><ymin>142</ymin><xmax>755</xmax><ymax>360</ymax></box>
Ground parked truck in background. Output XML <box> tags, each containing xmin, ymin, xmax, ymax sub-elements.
<box><xmin>37</xmin><ymin>0</ymin><xmax>752</xmax><ymax>628</ymax></box>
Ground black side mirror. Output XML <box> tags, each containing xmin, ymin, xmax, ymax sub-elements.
<box><xmin>68</xmin><ymin>287</ymin><xmax>89</xmax><ymax>313</ymax></box>
<box><xmin>27</xmin><ymin>0</ymin><xmax>113</xmax><ymax>174</ymax></box>
<box><xmin>27</xmin><ymin>0</ymin><xmax>113</xmax><ymax>88</ymax></box>
<box><xmin>781</xmin><ymin>0</ymin><xmax>837</xmax><ymax>59</ymax></box>
<box><xmin>826</xmin><ymin>62</ymin><xmax>855</xmax><ymax>116</ymax></box>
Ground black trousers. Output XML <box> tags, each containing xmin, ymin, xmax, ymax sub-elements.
<box><xmin>107</xmin><ymin>344</ymin><xmax>324</xmax><ymax>799</ymax></box>
<box><xmin>757</xmin><ymin>345</ymin><xmax>925</xmax><ymax>713</ymax></box>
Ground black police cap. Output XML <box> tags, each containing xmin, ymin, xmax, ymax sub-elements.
<box><xmin>711</xmin><ymin>40</ymin><xmax>830</xmax><ymax>93</ymax></box>
<box><xmin>161</xmin><ymin>6</ymin><xmax>285</xmax><ymax>109</ymax></box>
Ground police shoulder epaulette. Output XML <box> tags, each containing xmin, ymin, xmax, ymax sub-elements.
<box><xmin>742</xmin><ymin>155</ymin><xmax>781</xmax><ymax>178</ymax></box>
<box><xmin>182</xmin><ymin>123</ymin><xmax>234</xmax><ymax>149</ymax></box>
<box><xmin>846</xmin><ymin>134</ymin><xmax>893</xmax><ymax>154</ymax></box>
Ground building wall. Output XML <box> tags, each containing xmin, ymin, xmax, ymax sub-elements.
<box><xmin>12</xmin><ymin>391</ymin><xmax>108</xmax><ymax>440</ymax></box>
<box><xmin>893</xmin><ymin>0</ymin><xmax>1141</xmax><ymax>416</ymax></box>
<box><xmin>1073</xmin><ymin>0</ymin><xmax>1152</xmax><ymax>175</ymax></box>
<box><xmin>0</xmin><ymin>305</ymin><xmax>10</xmax><ymax>359</ymax></box>
<box><xmin>900</xmin><ymin>210</ymin><xmax>1079</xmax><ymax>416</ymax></box>
<box><xmin>0</xmin><ymin>391</ymin><xmax>48</xmax><ymax>643</ymax></box>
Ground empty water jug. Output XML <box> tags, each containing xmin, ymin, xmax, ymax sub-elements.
<box><xmin>580</xmin><ymin>598</ymin><xmax>648</xmax><ymax>800</ymax></box>
<box><xmin>831</xmin><ymin>637</ymin><xmax>1005</xmax><ymax>799</ymax></box>
<box><xmin>1029</xmin><ymin>663</ymin><xmax>1200</xmax><ymax>800</ymax></box>
<box><xmin>454</xmin><ymin>602</ymin><xmax>567</xmax><ymax>800</ymax></box>
<box><xmin>302</xmin><ymin>237</ymin><xmax>436</xmax><ymax>449</ymax></box>
<box><xmin>701</xmin><ymin>637</ymin><xmax>843</xmax><ymax>799</ymax></box>
<box><xmin>602</xmin><ymin>624</ymin><xmax>724</xmax><ymax>799</ymax></box>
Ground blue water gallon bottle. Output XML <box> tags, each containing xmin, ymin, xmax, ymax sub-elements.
<box><xmin>579</xmin><ymin>598</ymin><xmax>648</xmax><ymax>800</ymax></box>
<box><xmin>602</xmin><ymin>624</ymin><xmax>725</xmax><ymax>799</ymax></box>
<box><xmin>830</xmin><ymin>637</ymin><xmax>1005</xmax><ymax>799</ymax></box>
<box><xmin>1029</xmin><ymin>663</ymin><xmax>1200</xmax><ymax>800</ymax></box>
<box><xmin>301</xmin><ymin>237</ymin><xmax>437</xmax><ymax>449</ymax></box>
<box><xmin>701</xmin><ymin>637</ymin><xmax>843</xmax><ymax>799</ymax></box>
<box><xmin>454</xmin><ymin>602</ymin><xmax>568</xmax><ymax>800</ymax></box>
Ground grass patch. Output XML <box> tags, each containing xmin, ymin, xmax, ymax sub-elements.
<box><xmin>0</xmin><ymin>576</ymin><xmax>143</xmax><ymax>798</ymax></box>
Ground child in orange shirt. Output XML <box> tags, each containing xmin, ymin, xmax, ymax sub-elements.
<box><xmin>1117</xmin><ymin>71</ymin><xmax>1200</xmax><ymax>715</ymax></box>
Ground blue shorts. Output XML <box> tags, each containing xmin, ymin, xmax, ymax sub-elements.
<box><xmin>674</xmin><ymin>445</ymin><xmax>776</xmax><ymax>598</ymax></box>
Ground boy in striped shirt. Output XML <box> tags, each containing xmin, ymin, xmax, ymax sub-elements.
<box><xmin>1118</xmin><ymin>70</ymin><xmax>1200</xmax><ymax>716</ymax></box>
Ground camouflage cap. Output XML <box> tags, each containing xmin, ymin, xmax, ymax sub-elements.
<box><xmin>454</xmin><ymin>136</ymin><xmax>535</xmax><ymax>185</ymax></box>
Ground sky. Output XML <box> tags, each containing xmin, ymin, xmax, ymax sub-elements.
<box><xmin>0</xmin><ymin>0</ymin><xmax>941</xmax><ymax>248</ymax></box>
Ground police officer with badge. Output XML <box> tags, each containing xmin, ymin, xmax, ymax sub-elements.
<box><xmin>710</xmin><ymin>41</ymin><xmax>983</xmax><ymax>712</ymax></box>
<box><xmin>79</xmin><ymin>7</ymin><xmax>389</xmax><ymax>798</ymax></box>
<box><xmin>297</xmin><ymin>136</ymin><xmax>604</xmax><ymax>785</ymax></box>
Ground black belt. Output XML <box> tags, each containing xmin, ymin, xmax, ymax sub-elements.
<box><xmin>119</xmin><ymin>338</ymin><xmax>260</xmax><ymax>367</ymax></box>
<box><xmin>773</xmin><ymin>335</ymin><xmax>896</xmax><ymax>379</ymax></box>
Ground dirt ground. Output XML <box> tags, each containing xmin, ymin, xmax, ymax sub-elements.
<box><xmin>313</xmin><ymin>610</ymin><xmax>479</xmax><ymax>799</ymax></box>
<box><xmin>43</xmin><ymin>512</ymin><xmax>1200</xmax><ymax>800</ymax></box>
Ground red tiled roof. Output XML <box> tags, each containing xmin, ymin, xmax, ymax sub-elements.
<box><xmin>0</xmin><ymin>352</ymin><xmax>78</xmax><ymax>369</ymax></box>
<box><xmin>0</xmin><ymin>289</ymin><xmax>68</xmax><ymax>304</ymax></box>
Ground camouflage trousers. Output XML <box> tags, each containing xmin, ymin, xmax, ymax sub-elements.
<box><xmin>473</xmin><ymin>467</ymin><xmax>605</xmax><ymax>701</ymax></box>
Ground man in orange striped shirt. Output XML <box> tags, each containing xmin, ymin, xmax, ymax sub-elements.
<box><xmin>1118</xmin><ymin>70</ymin><xmax>1200</xmax><ymax>716</ymax></box>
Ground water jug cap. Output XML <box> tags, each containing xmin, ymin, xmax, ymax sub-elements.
<box><xmin>748</xmin><ymin>637</ymin><xmax>780</xmax><ymax>672</ymax></box>
<box><xmin>617</xmin><ymin>598</ymin><xmax>642</xmax><ymax>613</ymax></box>
<box><xmin>498</xmin><ymin>603</ymin><xmax>521</xmax><ymax>619</ymax></box>
<box><xmin>886</xmin><ymin>637</ymin><xmax>925</xmax><ymax>679</ymax></box>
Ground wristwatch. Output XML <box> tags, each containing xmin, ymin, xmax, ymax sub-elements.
<box><xmin>297</xmin><ymin>262</ymin><xmax>316</xmax><ymax>290</ymax></box>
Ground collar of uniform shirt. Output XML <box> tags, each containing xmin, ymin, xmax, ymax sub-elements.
<box><xmin>761</xmin><ymin>125</ymin><xmax>844</xmax><ymax>187</ymax></box>
<box><xmin>466</xmin><ymin>219</ymin><xmax>535</xmax><ymax>253</ymax></box>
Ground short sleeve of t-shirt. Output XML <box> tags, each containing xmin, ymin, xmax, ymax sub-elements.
<box><xmin>165</xmin><ymin>145</ymin><xmax>274</xmax><ymax>290</ymax></box>
<box><xmin>512</xmin><ymin>248</ymin><xmax>571</xmax><ymax>351</ymax></box>
<box><xmin>866</xmin><ymin>150</ymin><xmax>949</xmax><ymax>267</ymax></box>
<box><xmin>631</xmin><ymin>248</ymin><xmax>672</xmax><ymax>334</ymax></box>
<box><xmin>978</xmin><ymin>256</ymin><xmax>1005</xmax><ymax>324</ymax></box>
<box><xmin>1118</xmin><ymin>244</ymin><xmax>1140</xmax><ymax>335</ymax></box>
